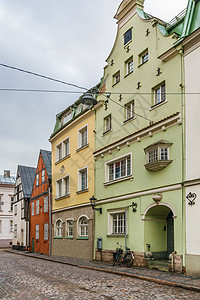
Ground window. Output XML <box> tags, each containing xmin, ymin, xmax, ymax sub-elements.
<box><xmin>66</xmin><ymin>220</ymin><xmax>73</xmax><ymax>237</ymax></box>
<box><xmin>63</xmin><ymin>138</ymin><xmax>69</xmax><ymax>157</ymax></box>
<box><xmin>144</xmin><ymin>140</ymin><xmax>172</xmax><ymax>171</ymax></box>
<box><xmin>0</xmin><ymin>220</ymin><xmax>1</xmax><ymax>233</ymax></box>
<box><xmin>36</xmin><ymin>224</ymin><xmax>39</xmax><ymax>240</ymax></box>
<box><xmin>44</xmin><ymin>223</ymin><xmax>48</xmax><ymax>240</ymax></box>
<box><xmin>14</xmin><ymin>204</ymin><xmax>17</xmax><ymax>216</ymax></box>
<box><xmin>42</xmin><ymin>169</ymin><xmax>45</xmax><ymax>183</ymax></box>
<box><xmin>56</xmin><ymin>176</ymin><xmax>70</xmax><ymax>199</ymax></box>
<box><xmin>139</xmin><ymin>49</ymin><xmax>148</xmax><ymax>65</ymax></box>
<box><xmin>106</xmin><ymin>154</ymin><xmax>132</xmax><ymax>182</ymax></box>
<box><xmin>124</xmin><ymin>28</ymin><xmax>132</xmax><ymax>45</ymax></box>
<box><xmin>63</xmin><ymin>111</ymin><xmax>72</xmax><ymax>125</ymax></box>
<box><xmin>113</xmin><ymin>71</ymin><xmax>120</xmax><ymax>85</ymax></box>
<box><xmin>78</xmin><ymin>126</ymin><xmax>88</xmax><ymax>149</ymax></box>
<box><xmin>153</xmin><ymin>82</ymin><xmax>166</xmax><ymax>105</ymax></box>
<box><xmin>14</xmin><ymin>224</ymin><xmax>17</xmax><ymax>238</ymax></box>
<box><xmin>125</xmin><ymin>101</ymin><xmax>134</xmax><ymax>121</ymax></box>
<box><xmin>36</xmin><ymin>199</ymin><xmax>39</xmax><ymax>215</ymax></box>
<box><xmin>78</xmin><ymin>168</ymin><xmax>87</xmax><ymax>192</ymax></box>
<box><xmin>125</xmin><ymin>57</ymin><xmax>133</xmax><ymax>75</ymax></box>
<box><xmin>10</xmin><ymin>196</ymin><xmax>14</xmax><ymax>211</ymax></box>
<box><xmin>36</xmin><ymin>173</ymin><xmax>39</xmax><ymax>186</ymax></box>
<box><xmin>56</xmin><ymin>144</ymin><xmax>62</xmax><ymax>161</ymax></box>
<box><xmin>112</xmin><ymin>212</ymin><xmax>125</xmax><ymax>234</ymax></box>
<box><xmin>79</xmin><ymin>216</ymin><xmax>89</xmax><ymax>237</ymax></box>
<box><xmin>10</xmin><ymin>220</ymin><xmax>13</xmax><ymax>232</ymax></box>
<box><xmin>31</xmin><ymin>202</ymin><xmax>34</xmax><ymax>216</ymax></box>
<box><xmin>55</xmin><ymin>219</ymin><xmax>62</xmax><ymax>237</ymax></box>
<box><xmin>104</xmin><ymin>115</ymin><xmax>112</xmax><ymax>133</ymax></box>
<box><xmin>0</xmin><ymin>196</ymin><xmax>3</xmax><ymax>211</ymax></box>
<box><xmin>44</xmin><ymin>196</ymin><xmax>48</xmax><ymax>213</ymax></box>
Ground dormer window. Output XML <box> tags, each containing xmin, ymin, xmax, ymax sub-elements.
<box><xmin>144</xmin><ymin>140</ymin><xmax>172</xmax><ymax>171</ymax></box>
<box><xmin>124</xmin><ymin>28</ymin><xmax>132</xmax><ymax>45</ymax></box>
<box><xmin>63</xmin><ymin>111</ymin><xmax>72</xmax><ymax>125</ymax></box>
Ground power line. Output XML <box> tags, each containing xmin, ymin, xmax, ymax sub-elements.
<box><xmin>0</xmin><ymin>63</ymin><xmax>88</xmax><ymax>91</ymax></box>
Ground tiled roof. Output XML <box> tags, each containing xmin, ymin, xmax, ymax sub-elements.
<box><xmin>18</xmin><ymin>165</ymin><xmax>36</xmax><ymax>198</ymax></box>
<box><xmin>0</xmin><ymin>175</ymin><xmax>15</xmax><ymax>185</ymax></box>
<box><xmin>40</xmin><ymin>149</ymin><xmax>52</xmax><ymax>179</ymax></box>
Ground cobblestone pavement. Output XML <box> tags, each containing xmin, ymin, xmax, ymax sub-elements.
<box><xmin>0</xmin><ymin>252</ymin><xmax>200</xmax><ymax>299</ymax></box>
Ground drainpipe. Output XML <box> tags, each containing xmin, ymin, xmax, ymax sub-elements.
<box><xmin>180</xmin><ymin>47</ymin><xmax>186</xmax><ymax>269</ymax></box>
<box><xmin>125</xmin><ymin>210</ymin><xmax>127</xmax><ymax>250</ymax></box>
<box><xmin>48</xmin><ymin>179</ymin><xmax>52</xmax><ymax>256</ymax></box>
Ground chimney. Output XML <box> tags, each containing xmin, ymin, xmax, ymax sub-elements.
<box><xmin>4</xmin><ymin>170</ymin><xmax>10</xmax><ymax>178</ymax></box>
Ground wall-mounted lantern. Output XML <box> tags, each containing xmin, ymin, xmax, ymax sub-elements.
<box><xmin>80</xmin><ymin>92</ymin><xmax>97</xmax><ymax>106</ymax></box>
<box><xmin>90</xmin><ymin>196</ymin><xmax>102</xmax><ymax>214</ymax></box>
<box><xmin>186</xmin><ymin>192</ymin><xmax>196</xmax><ymax>206</ymax></box>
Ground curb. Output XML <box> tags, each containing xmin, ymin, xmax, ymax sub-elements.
<box><xmin>4</xmin><ymin>250</ymin><xmax>200</xmax><ymax>293</ymax></box>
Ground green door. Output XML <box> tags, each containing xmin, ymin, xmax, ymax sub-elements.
<box><xmin>167</xmin><ymin>212</ymin><xmax>174</xmax><ymax>257</ymax></box>
<box><xmin>32</xmin><ymin>238</ymin><xmax>34</xmax><ymax>253</ymax></box>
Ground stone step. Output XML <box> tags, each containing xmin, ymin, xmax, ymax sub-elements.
<box><xmin>148</xmin><ymin>260</ymin><xmax>169</xmax><ymax>272</ymax></box>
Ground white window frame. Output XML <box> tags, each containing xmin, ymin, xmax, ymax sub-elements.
<box><xmin>104</xmin><ymin>114</ymin><xmax>112</xmax><ymax>133</ymax></box>
<box><xmin>108</xmin><ymin>209</ymin><xmax>127</xmax><ymax>235</ymax></box>
<box><xmin>78</xmin><ymin>215</ymin><xmax>89</xmax><ymax>237</ymax></box>
<box><xmin>153</xmin><ymin>82</ymin><xmax>166</xmax><ymax>105</ymax></box>
<box><xmin>44</xmin><ymin>196</ymin><xmax>48</xmax><ymax>213</ymax></box>
<box><xmin>10</xmin><ymin>196</ymin><xmax>14</xmax><ymax>211</ymax></box>
<box><xmin>63</xmin><ymin>111</ymin><xmax>72</xmax><ymax>125</ymax></box>
<box><xmin>36</xmin><ymin>224</ymin><xmax>39</xmax><ymax>240</ymax></box>
<box><xmin>36</xmin><ymin>173</ymin><xmax>39</xmax><ymax>186</ymax></box>
<box><xmin>63</xmin><ymin>138</ymin><xmax>70</xmax><ymax>157</ymax></box>
<box><xmin>78</xmin><ymin>125</ymin><xmax>88</xmax><ymax>149</ymax></box>
<box><xmin>56</xmin><ymin>175</ymin><xmax>70</xmax><ymax>199</ymax></box>
<box><xmin>42</xmin><ymin>169</ymin><xmax>45</xmax><ymax>183</ymax></box>
<box><xmin>146</xmin><ymin>146</ymin><xmax>169</xmax><ymax>163</ymax></box>
<box><xmin>125</xmin><ymin>57</ymin><xmax>133</xmax><ymax>75</ymax></box>
<box><xmin>44</xmin><ymin>223</ymin><xmax>48</xmax><ymax>240</ymax></box>
<box><xmin>56</xmin><ymin>137</ymin><xmax>70</xmax><ymax>162</ymax></box>
<box><xmin>113</xmin><ymin>71</ymin><xmax>120</xmax><ymax>85</ymax></box>
<box><xmin>105</xmin><ymin>153</ymin><xmax>132</xmax><ymax>183</ymax></box>
<box><xmin>55</xmin><ymin>219</ymin><xmax>63</xmax><ymax>237</ymax></box>
<box><xmin>78</xmin><ymin>167</ymin><xmax>88</xmax><ymax>192</ymax></box>
<box><xmin>36</xmin><ymin>199</ymin><xmax>39</xmax><ymax>215</ymax></box>
<box><xmin>56</xmin><ymin>143</ymin><xmax>62</xmax><ymax>162</ymax></box>
<box><xmin>125</xmin><ymin>100</ymin><xmax>134</xmax><ymax>121</ymax></box>
<box><xmin>31</xmin><ymin>202</ymin><xmax>34</xmax><ymax>216</ymax></box>
<box><xmin>66</xmin><ymin>218</ymin><xmax>74</xmax><ymax>237</ymax></box>
<box><xmin>140</xmin><ymin>50</ymin><xmax>148</xmax><ymax>65</ymax></box>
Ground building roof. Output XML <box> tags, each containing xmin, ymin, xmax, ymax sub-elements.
<box><xmin>40</xmin><ymin>149</ymin><xmax>52</xmax><ymax>179</ymax></box>
<box><xmin>0</xmin><ymin>174</ymin><xmax>15</xmax><ymax>185</ymax></box>
<box><xmin>18</xmin><ymin>165</ymin><xmax>36</xmax><ymax>198</ymax></box>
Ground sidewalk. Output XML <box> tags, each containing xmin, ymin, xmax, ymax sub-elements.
<box><xmin>5</xmin><ymin>249</ymin><xmax>200</xmax><ymax>293</ymax></box>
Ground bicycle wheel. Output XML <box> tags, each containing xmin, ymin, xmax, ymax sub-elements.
<box><xmin>124</xmin><ymin>253</ymin><xmax>133</xmax><ymax>268</ymax></box>
<box><xmin>113</xmin><ymin>254</ymin><xmax>119</xmax><ymax>266</ymax></box>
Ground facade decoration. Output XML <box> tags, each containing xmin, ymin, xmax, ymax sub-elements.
<box><xmin>0</xmin><ymin>170</ymin><xmax>15</xmax><ymax>248</ymax></box>
<box><xmin>30</xmin><ymin>150</ymin><xmax>52</xmax><ymax>255</ymax></box>
<box><xmin>12</xmin><ymin>166</ymin><xmax>36</xmax><ymax>250</ymax></box>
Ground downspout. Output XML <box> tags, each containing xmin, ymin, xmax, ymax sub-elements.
<box><xmin>180</xmin><ymin>46</ymin><xmax>186</xmax><ymax>269</ymax></box>
<box><xmin>48</xmin><ymin>179</ymin><xmax>52</xmax><ymax>256</ymax></box>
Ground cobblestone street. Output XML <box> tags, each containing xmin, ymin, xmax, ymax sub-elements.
<box><xmin>0</xmin><ymin>251</ymin><xmax>199</xmax><ymax>300</ymax></box>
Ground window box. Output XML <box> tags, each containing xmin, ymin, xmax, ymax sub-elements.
<box><xmin>76</xmin><ymin>236</ymin><xmax>89</xmax><ymax>240</ymax></box>
<box><xmin>144</xmin><ymin>140</ymin><xmax>173</xmax><ymax>171</ymax></box>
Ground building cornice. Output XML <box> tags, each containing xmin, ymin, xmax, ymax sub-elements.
<box><xmin>94</xmin><ymin>112</ymin><xmax>181</xmax><ymax>159</ymax></box>
<box><xmin>183</xmin><ymin>28</ymin><xmax>200</xmax><ymax>56</ymax></box>
<box><xmin>52</xmin><ymin>201</ymin><xmax>91</xmax><ymax>214</ymax></box>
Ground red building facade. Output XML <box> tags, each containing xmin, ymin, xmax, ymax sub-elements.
<box><xmin>30</xmin><ymin>150</ymin><xmax>51</xmax><ymax>255</ymax></box>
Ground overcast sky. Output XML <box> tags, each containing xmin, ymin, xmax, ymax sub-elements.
<box><xmin>0</xmin><ymin>0</ymin><xmax>188</xmax><ymax>175</ymax></box>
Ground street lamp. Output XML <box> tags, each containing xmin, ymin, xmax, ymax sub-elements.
<box><xmin>80</xmin><ymin>92</ymin><xmax>97</xmax><ymax>106</ymax></box>
<box><xmin>89</xmin><ymin>196</ymin><xmax>102</xmax><ymax>214</ymax></box>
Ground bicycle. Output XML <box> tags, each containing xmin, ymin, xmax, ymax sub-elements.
<box><xmin>113</xmin><ymin>243</ymin><xmax>134</xmax><ymax>267</ymax></box>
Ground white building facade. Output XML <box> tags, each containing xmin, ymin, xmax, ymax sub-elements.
<box><xmin>184</xmin><ymin>28</ymin><xmax>200</xmax><ymax>275</ymax></box>
<box><xmin>0</xmin><ymin>170</ymin><xmax>15</xmax><ymax>248</ymax></box>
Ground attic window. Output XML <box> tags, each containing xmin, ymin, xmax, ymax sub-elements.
<box><xmin>63</xmin><ymin>111</ymin><xmax>72</xmax><ymax>125</ymax></box>
<box><xmin>124</xmin><ymin>28</ymin><xmax>132</xmax><ymax>45</ymax></box>
<box><xmin>144</xmin><ymin>140</ymin><xmax>173</xmax><ymax>171</ymax></box>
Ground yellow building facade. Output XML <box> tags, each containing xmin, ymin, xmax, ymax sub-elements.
<box><xmin>50</xmin><ymin>100</ymin><xmax>99</xmax><ymax>259</ymax></box>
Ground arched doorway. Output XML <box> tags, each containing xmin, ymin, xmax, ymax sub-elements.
<box><xmin>144</xmin><ymin>205</ymin><xmax>175</xmax><ymax>260</ymax></box>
